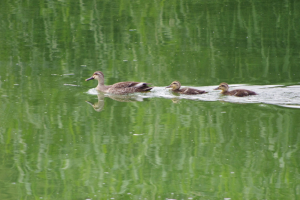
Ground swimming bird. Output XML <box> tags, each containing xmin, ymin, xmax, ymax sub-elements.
<box><xmin>214</xmin><ymin>82</ymin><xmax>257</xmax><ymax>97</ymax></box>
<box><xmin>85</xmin><ymin>71</ymin><xmax>152</xmax><ymax>94</ymax></box>
<box><xmin>166</xmin><ymin>81</ymin><xmax>207</xmax><ymax>95</ymax></box>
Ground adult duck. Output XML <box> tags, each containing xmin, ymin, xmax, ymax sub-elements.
<box><xmin>86</xmin><ymin>71</ymin><xmax>152</xmax><ymax>94</ymax></box>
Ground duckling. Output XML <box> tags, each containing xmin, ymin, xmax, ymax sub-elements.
<box><xmin>214</xmin><ymin>82</ymin><xmax>257</xmax><ymax>97</ymax></box>
<box><xmin>166</xmin><ymin>81</ymin><xmax>207</xmax><ymax>95</ymax></box>
<box><xmin>85</xmin><ymin>71</ymin><xmax>152</xmax><ymax>94</ymax></box>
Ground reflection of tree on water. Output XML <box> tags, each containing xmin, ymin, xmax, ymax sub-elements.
<box><xmin>86</xmin><ymin>92</ymin><xmax>144</xmax><ymax>112</ymax></box>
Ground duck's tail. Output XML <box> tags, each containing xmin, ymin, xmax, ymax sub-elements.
<box><xmin>143</xmin><ymin>87</ymin><xmax>153</xmax><ymax>92</ymax></box>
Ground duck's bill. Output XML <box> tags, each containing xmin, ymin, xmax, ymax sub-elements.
<box><xmin>85</xmin><ymin>77</ymin><xmax>94</xmax><ymax>81</ymax></box>
<box><xmin>166</xmin><ymin>85</ymin><xmax>171</xmax><ymax>88</ymax></box>
<box><xmin>214</xmin><ymin>87</ymin><xmax>220</xmax><ymax>90</ymax></box>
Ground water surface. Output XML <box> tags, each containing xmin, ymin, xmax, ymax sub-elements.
<box><xmin>1</xmin><ymin>0</ymin><xmax>300</xmax><ymax>199</ymax></box>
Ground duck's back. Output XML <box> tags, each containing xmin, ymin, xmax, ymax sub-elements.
<box><xmin>228</xmin><ymin>89</ymin><xmax>257</xmax><ymax>97</ymax></box>
<box><xmin>107</xmin><ymin>82</ymin><xmax>152</xmax><ymax>94</ymax></box>
<box><xmin>177</xmin><ymin>87</ymin><xmax>207</xmax><ymax>95</ymax></box>
<box><xmin>110</xmin><ymin>82</ymin><xmax>147</xmax><ymax>88</ymax></box>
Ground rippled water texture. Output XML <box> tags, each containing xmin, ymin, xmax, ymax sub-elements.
<box><xmin>1</xmin><ymin>0</ymin><xmax>300</xmax><ymax>199</ymax></box>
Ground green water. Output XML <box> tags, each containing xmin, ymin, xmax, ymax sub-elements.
<box><xmin>1</xmin><ymin>0</ymin><xmax>300</xmax><ymax>199</ymax></box>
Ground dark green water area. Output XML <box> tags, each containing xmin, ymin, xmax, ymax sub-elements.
<box><xmin>1</xmin><ymin>0</ymin><xmax>300</xmax><ymax>199</ymax></box>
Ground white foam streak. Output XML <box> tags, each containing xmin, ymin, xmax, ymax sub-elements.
<box><xmin>87</xmin><ymin>84</ymin><xmax>300</xmax><ymax>109</ymax></box>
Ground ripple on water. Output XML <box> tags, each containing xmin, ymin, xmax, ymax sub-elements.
<box><xmin>86</xmin><ymin>84</ymin><xmax>300</xmax><ymax>109</ymax></box>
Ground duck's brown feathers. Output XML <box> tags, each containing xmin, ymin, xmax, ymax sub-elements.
<box><xmin>108</xmin><ymin>82</ymin><xmax>152</xmax><ymax>94</ymax></box>
<box><xmin>86</xmin><ymin>71</ymin><xmax>152</xmax><ymax>94</ymax></box>
<box><xmin>174</xmin><ymin>87</ymin><xmax>207</xmax><ymax>95</ymax></box>
<box><xmin>221</xmin><ymin>89</ymin><xmax>257</xmax><ymax>97</ymax></box>
<box><xmin>214</xmin><ymin>82</ymin><xmax>257</xmax><ymax>97</ymax></box>
<box><xmin>166</xmin><ymin>81</ymin><xmax>207</xmax><ymax>95</ymax></box>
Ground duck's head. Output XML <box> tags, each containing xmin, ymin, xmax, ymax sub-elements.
<box><xmin>214</xmin><ymin>82</ymin><xmax>229</xmax><ymax>92</ymax></box>
<box><xmin>166</xmin><ymin>81</ymin><xmax>181</xmax><ymax>90</ymax></box>
<box><xmin>85</xmin><ymin>71</ymin><xmax>104</xmax><ymax>82</ymax></box>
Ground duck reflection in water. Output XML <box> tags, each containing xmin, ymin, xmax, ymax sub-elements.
<box><xmin>86</xmin><ymin>92</ymin><xmax>144</xmax><ymax>112</ymax></box>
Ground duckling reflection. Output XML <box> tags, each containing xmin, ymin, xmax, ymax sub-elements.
<box><xmin>171</xmin><ymin>98</ymin><xmax>181</xmax><ymax>104</ymax></box>
<box><xmin>86</xmin><ymin>92</ymin><xmax>145</xmax><ymax>112</ymax></box>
